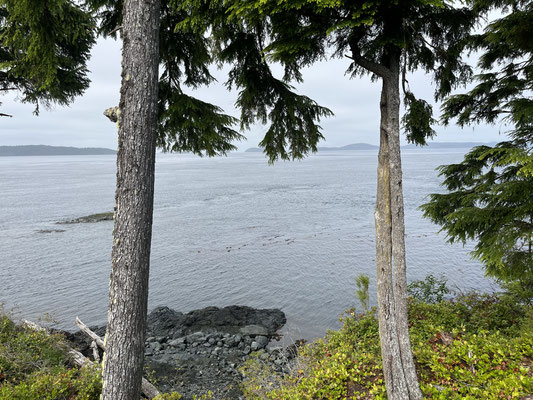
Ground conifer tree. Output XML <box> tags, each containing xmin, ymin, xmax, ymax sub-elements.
<box><xmin>85</xmin><ymin>1</ymin><xmax>331</xmax><ymax>396</ymax></box>
<box><xmin>422</xmin><ymin>0</ymin><xmax>533</xmax><ymax>301</ymax></box>
<box><xmin>0</xmin><ymin>0</ymin><xmax>94</xmax><ymax>117</ymax></box>
<box><xmin>178</xmin><ymin>1</ymin><xmax>476</xmax><ymax>398</ymax></box>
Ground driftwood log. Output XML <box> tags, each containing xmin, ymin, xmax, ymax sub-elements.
<box><xmin>90</xmin><ymin>340</ymin><xmax>100</xmax><ymax>363</ymax></box>
<box><xmin>75</xmin><ymin>317</ymin><xmax>160</xmax><ymax>399</ymax></box>
<box><xmin>22</xmin><ymin>319</ymin><xmax>160</xmax><ymax>399</ymax></box>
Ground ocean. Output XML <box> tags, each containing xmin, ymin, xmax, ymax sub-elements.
<box><xmin>0</xmin><ymin>149</ymin><xmax>495</xmax><ymax>340</ymax></box>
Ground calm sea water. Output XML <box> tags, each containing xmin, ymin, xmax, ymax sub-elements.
<box><xmin>0</xmin><ymin>150</ymin><xmax>496</xmax><ymax>340</ymax></box>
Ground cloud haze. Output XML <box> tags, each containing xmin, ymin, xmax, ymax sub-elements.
<box><xmin>1</xmin><ymin>38</ymin><xmax>505</xmax><ymax>151</ymax></box>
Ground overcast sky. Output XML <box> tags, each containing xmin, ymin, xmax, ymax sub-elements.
<box><xmin>1</xmin><ymin>37</ymin><xmax>505</xmax><ymax>151</ymax></box>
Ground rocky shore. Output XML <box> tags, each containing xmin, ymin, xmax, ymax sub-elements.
<box><xmin>66</xmin><ymin>305</ymin><xmax>298</xmax><ymax>399</ymax></box>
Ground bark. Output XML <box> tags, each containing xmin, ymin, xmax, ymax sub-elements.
<box><xmin>387</xmin><ymin>58</ymin><xmax>424</xmax><ymax>400</ymax></box>
<box><xmin>375</xmin><ymin>75</ymin><xmax>410</xmax><ymax>400</ymax></box>
<box><xmin>101</xmin><ymin>0</ymin><xmax>161</xmax><ymax>399</ymax></box>
<box><xmin>370</xmin><ymin>47</ymin><xmax>422</xmax><ymax>399</ymax></box>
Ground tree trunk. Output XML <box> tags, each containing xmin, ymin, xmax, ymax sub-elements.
<box><xmin>387</xmin><ymin>57</ymin><xmax>424</xmax><ymax>400</ymax></box>
<box><xmin>375</xmin><ymin>56</ymin><xmax>422</xmax><ymax>399</ymax></box>
<box><xmin>375</xmin><ymin>75</ymin><xmax>410</xmax><ymax>400</ymax></box>
<box><xmin>101</xmin><ymin>0</ymin><xmax>161</xmax><ymax>399</ymax></box>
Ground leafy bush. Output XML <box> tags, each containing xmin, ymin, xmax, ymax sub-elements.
<box><xmin>407</xmin><ymin>274</ymin><xmax>451</xmax><ymax>303</ymax></box>
<box><xmin>0</xmin><ymin>313</ymin><xmax>101</xmax><ymax>400</ymax></box>
<box><xmin>241</xmin><ymin>293</ymin><xmax>533</xmax><ymax>399</ymax></box>
<box><xmin>0</xmin><ymin>315</ymin><xmax>68</xmax><ymax>383</ymax></box>
<box><xmin>0</xmin><ymin>365</ymin><xmax>101</xmax><ymax>400</ymax></box>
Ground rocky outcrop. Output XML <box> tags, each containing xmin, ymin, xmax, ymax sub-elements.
<box><xmin>67</xmin><ymin>305</ymin><xmax>292</xmax><ymax>400</ymax></box>
<box><xmin>57</xmin><ymin>212</ymin><xmax>114</xmax><ymax>224</ymax></box>
<box><xmin>146</xmin><ymin>305</ymin><xmax>286</xmax><ymax>338</ymax></box>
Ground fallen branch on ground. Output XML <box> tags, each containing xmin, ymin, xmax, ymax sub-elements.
<box><xmin>75</xmin><ymin>316</ymin><xmax>160</xmax><ymax>399</ymax></box>
<box><xmin>22</xmin><ymin>318</ymin><xmax>160</xmax><ymax>399</ymax></box>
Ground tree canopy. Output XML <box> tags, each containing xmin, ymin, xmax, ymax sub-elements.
<box><xmin>423</xmin><ymin>0</ymin><xmax>533</xmax><ymax>300</ymax></box>
<box><xmin>0</xmin><ymin>0</ymin><xmax>95</xmax><ymax>116</ymax></box>
<box><xmin>87</xmin><ymin>0</ymin><xmax>246</xmax><ymax>156</ymax></box>
<box><xmin>177</xmin><ymin>1</ymin><xmax>476</xmax><ymax>398</ymax></box>
<box><xmin>179</xmin><ymin>0</ymin><xmax>475</xmax><ymax>146</ymax></box>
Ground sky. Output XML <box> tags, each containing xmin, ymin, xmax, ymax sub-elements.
<box><xmin>1</xmin><ymin>37</ymin><xmax>506</xmax><ymax>151</ymax></box>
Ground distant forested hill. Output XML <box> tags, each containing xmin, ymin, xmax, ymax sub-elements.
<box><xmin>0</xmin><ymin>145</ymin><xmax>116</xmax><ymax>156</ymax></box>
<box><xmin>245</xmin><ymin>141</ymin><xmax>497</xmax><ymax>153</ymax></box>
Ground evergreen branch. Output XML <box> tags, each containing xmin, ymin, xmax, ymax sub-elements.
<box><xmin>345</xmin><ymin>52</ymin><xmax>390</xmax><ymax>78</ymax></box>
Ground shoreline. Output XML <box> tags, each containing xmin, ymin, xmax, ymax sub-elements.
<box><xmin>64</xmin><ymin>305</ymin><xmax>297</xmax><ymax>400</ymax></box>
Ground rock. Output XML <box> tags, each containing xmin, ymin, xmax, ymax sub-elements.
<box><xmin>178</xmin><ymin>305</ymin><xmax>286</xmax><ymax>335</ymax></box>
<box><xmin>240</xmin><ymin>324</ymin><xmax>268</xmax><ymax>337</ymax></box>
<box><xmin>168</xmin><ymin>338</ymin><xmax>185</xmax><ymax>347</ymax></box>
<box><xmin>266</xmin><ymin>345</ymin><xmax>283</xmax><ymax>354</ymax></box>
<box><xmin>184</xmin><ymin>332</ymin><xmax>205</xmax><ymax>344</ymax></box>
<box><xmin>58</xmin><ymin>212</ymin><xmax>114</xmax><ymax>224</ymax></box>
<box><xmin>147</xmin><ymin>306</ymin><xmax>186</xmax><ymax>337</ymax></box>
<box><xmin>254</xmin><ymin>335</ymin><xmax>269</xmax><ymax>348</ymax></box>
<box><xmin>67</xmin><ymin>304</ymin><xmax>287</xmax><ymax>400</ymax></box>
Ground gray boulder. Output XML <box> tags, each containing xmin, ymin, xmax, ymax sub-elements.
<box><xmin>240</xmin><ymin>324</ymin><xmax>269</xmax><ymax>337</ymax></box>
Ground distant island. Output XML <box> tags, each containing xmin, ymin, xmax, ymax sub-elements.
<box><xmin>402</xmin><ymin>141</ymin><xmax>498</xmax><ymax>149</ymax></box>
<box><xmin>0</xmin><ymin>145</ymin><xmax>116</xmax><ymax>156</ymax></box>
<box><xmin>245</xmin><ymin>143</ymin><xmax>378</xmax><ymax>152</ymax></box>
<box><xmin>245</xmin><ymin>141</ymin><xmax>497</xmax><ymax>153</ymax></box>
<box><xmin>318</xmin><ymin>143</ymin><xmax>379</xmax><ymax>151</ymax></box>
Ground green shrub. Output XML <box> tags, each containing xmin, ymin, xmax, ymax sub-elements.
<box><xmin>0</xmin><ymin>365</ymin><xmax>101</xmax><ymax>400</ymax></box>
<box><xmin>154</xmin><ymin>393</ymin><xmax>182</xmax><ymax>400</ymax></box>
<box><xmin>408</xmin><ymin>274</ymin><xmax>451</xmax><ymax>303</ymax></box>
<box><xmin>0</xmin><ymin>313</ymin><xmax>101</xmax><ymax>400</ymax></box>
<box><xmin>241</xmin><ymin>293</ymin><xmax>533</xmax><ymax>399</ymax></box>
<box><xmin>0</xmin><ymin>315</ymin><xmax>67</xmax><ymax>383</ymax></box>
<box><xmin>354</xmin><ymin>274</ymin><xmax>370</xmax><ymax>312</ymax></box>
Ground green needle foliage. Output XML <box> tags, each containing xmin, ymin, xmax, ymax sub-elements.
<box><xmin>355</xmin><ymin>274</ymin><xmax>370</xmax><ymax>312</ymax></box>
<box><xmin>176</xmin><ymin>0</ymin><xmax>334</xmax><ymax>162</ymax></box>
<box><xmin>184</xmin><ymin>0</ymin><xmax>475</xmax><ymax>146</ymax></box>
<box><xmin>423</xmin><ymin>0</ymin><xmax>533</xmax><ymax>301</ymax></box>
<box><xmin>86</xmin><ymin>0</ymin><xmax>243</xmax><ymax>156</ymax></box>
<box><xmin>421</xmin><ymin>143</ymin><xmax>533</xmax><ymax>301</ymax></box>
<box><xmin>0</xmin><ymin>0</ymin><xmax>95</xmax><ymax>116</ymax></box>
